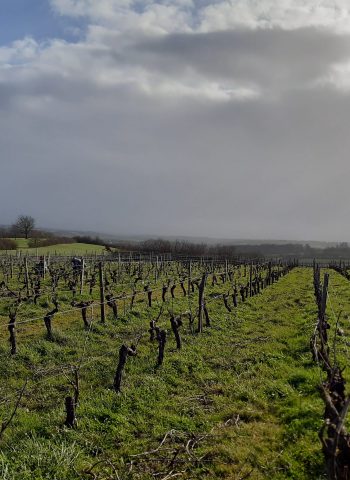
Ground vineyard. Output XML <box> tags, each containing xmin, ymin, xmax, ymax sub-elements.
<box><xmin>0</xmin><ymin>253</ymin><xmax>349</xmax><ymax>479</ymax></box>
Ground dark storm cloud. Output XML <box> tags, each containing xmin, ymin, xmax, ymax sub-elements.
<box><xmin>1</xmin><ymin>79</ymin><xmax>350</xmax><ymax>240</ymax></box>
<box><xmin>124</xmin><ymin>27</ymin><xmax>350</xmax><ymax>91</ymax></box>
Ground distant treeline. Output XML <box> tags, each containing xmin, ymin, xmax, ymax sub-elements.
<box><xmin>74</xmin><ymin>235</ymin><xmax>106</xmax><ymax>246</ymax></box>
<box><xmin>0</xmin><ymin>225</ymin><xmax>58</xmax><ymax>238</ymax></box>
<box><xmin>74</xmin><ymin>236</ymin><xmax>241</xmax><ymax>257</ymax></box>
<box><xmin>2</xmin><ymin>227</ymin><xmax>350</xmax><ymax>259</ymax></box>
<box><xmin>112</xmin><ymin>239</ymin><xmax>350</xmax><ymax>260</ymax></box>
<box><xmin>133</xmin><ymin>239</ymin><xmax>240</xmax><ymax>258</ymax></box>
<box><xmin>236</xmin><ymin>242</ymin><xmax>350</xmax><ymax>259</ymax></box>
<box><xmin>0</xmin><ymin>227</ymin><xmax>75</xmax><ymax>250</ymax></box>
<box><xmin>0</xmin><ymin>226</ymin><xmax>21</xmax><ymax>239</ymax></box>
<box><xmin>74</xmin><ymin>235</ymin><xmax>350</xmax><ymax>259</ymax></box>
<box><xmin>110</xmin><ymin>238</ymin><xmax>254</xmax><ymax>258</ymax></box>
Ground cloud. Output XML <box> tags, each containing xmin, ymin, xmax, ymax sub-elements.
<box><xmin>3</xmin><ymin>26</ymin><xmax>350</xmax><ymax>105</ymax></box>
<box><xmin>1</xmin><ymin>2</ymin><xmax>350</xmax><ymax>240</ymax></box>
<box><xmin>50</xmin><ymin>0</ymin><xmax>195</xmax><ymax>34</ymax></box>
<box><xmin>126</xmin><ymin>28</ymin><xmax>350</xmax><ymax>95</ymax></box>
<box><xmin>0</xmin><ymin>37</ymin><xmax>41</xmax><ymax>64</ymax></box>
<box><xmin>1</xmin><ymin>82</ymin><xmax>350</xmax><ymax>240</ymax></box>
<box><xmin>198</xmin><ymin>0</ymin><xmax>350</xmax><ymax>33</ymax></box>
<box><xmin>50</xmin><ymin>0</ymin><xmax>350</xmax><ymax>34</ymax></box>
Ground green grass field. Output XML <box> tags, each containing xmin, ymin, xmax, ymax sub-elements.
<box><xmin>2</xmin><ymin>238</ymin><xmax>106</xmax><ymax>255</ymax></box>
<box><xmin>0</xmin><ymin>265</ymin><xmax>347</xmax><ymax>479</ymax></box>
<box><xmin>24</xmin><ymin>243</ymin><xmax>106</xmax><ymax>255</ymax></box>
<box><xmin>13</xmin><ymin>238</ymin><xmax>29</xmax><ymax>249</ymax></box>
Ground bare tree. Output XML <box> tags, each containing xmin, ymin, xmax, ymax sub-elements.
<box><xmin>13</xmin><ymin>215</ymin><xmax>35</xmax><ymax>239</ymax></box>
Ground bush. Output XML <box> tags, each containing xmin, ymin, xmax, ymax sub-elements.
<box><xmin>74</xmin><ymin>235</ymin><xmax>105</xmax><ymax>246</ymax></box>
<box><xmin>27</xmin><ymin>237</ymin><xmax>73</xmax><ymax>248</ymax></box>
<box><xmin>0</xmin><ymin>239</ymin><xmax>17</xmax><ymax>250</ymax></box>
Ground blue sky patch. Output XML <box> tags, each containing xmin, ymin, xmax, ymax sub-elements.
<box><xmin>0</xmin><ymin>0</ymin><xmax>85</xmax><ymax>46</ymax></box>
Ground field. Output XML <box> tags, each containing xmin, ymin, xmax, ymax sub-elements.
<box><xmin>0</xmin><ymin>257</ymin><xmax>349</xmax><ymax>479</ymax></box>
<box><xmin>2</xmin><ymin>238</ymin><xmax>106</xmax><ymax>255</ymax></box>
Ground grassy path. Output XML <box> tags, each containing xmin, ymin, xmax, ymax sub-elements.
<box><xmin>0</xmin><ymin>268</ymin><xmax>328</xmax><ymax>479</ymax></box>
<box><xmin>321</xmin><ymin>268</ymin><xmax>350</xmax><ymax>386</ymax></box>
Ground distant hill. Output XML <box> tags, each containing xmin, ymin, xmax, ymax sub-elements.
<box><xmin>0</xmin><ymin>224</ymin><xmax>343</xmax><ymax>249</ymax></box>
<box><xmin>43</xmin><ymin>229</ymin><xmax>340</xmax><ymax>249</ymax></box>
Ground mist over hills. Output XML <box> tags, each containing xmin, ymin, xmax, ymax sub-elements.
<box><xmin>0</xmin><ymin>222</ymin><xmax>346</xmax><ymax>250</ymax></box>
<box><xmin>39</xmin><ymin>227</ymin><xmax>342</xmax><ymax>249</ymax></box>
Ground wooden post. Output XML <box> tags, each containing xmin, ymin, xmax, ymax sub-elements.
<box><xmin>80</xmin><ymin>259</ymin><xmax>85</xmax><ymax>295</ymax></box>
<box><xmin>320</xmin><ymin>273</ymin><xmax>329</xmax><ymax>324</ymax></box>
<box><xmin>24</xmin><ymin>257</ymin><xmax>30</xmax><ymax>296</ymax></box>
<box><xmin>8</xmin><ymin>312</ymin><xmax>17</xmax><ymax>355</ymax></box>
<box><xmin>155</xmin><ymin>260</ymin><xmax>158</xmax><ymax>283</ymax></box>
<box><xmin>197</xmin><ymin>273</ymin><xmax>206</xmax><ymax>333</ymax></box>
<box><xmin>64</xmin><ymin>396</ymin><xmax>76</xmax><ymax>428</ymax></box>
<box><xmin>249</xmin><ymin>263</ymin><xmax>253</xmax><ymax>297</ymax></box>
<box><xmin>147</xmin><ymin>289</ymin><xmax>152</xmax><ymax>308</ymax></box>
<box><xmin>99</xmin><ymin>262</ymin><xmax>106</xmax><ymax>324</ymax></box>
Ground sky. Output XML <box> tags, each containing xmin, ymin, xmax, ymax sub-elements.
<box><xmin>1</xmin><ymin>1</ymin><xmax>350</xmax><ymax>241</ymax></box>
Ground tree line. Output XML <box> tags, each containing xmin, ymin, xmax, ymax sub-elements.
<box><xmin>0</xmin><ymin>215</ymin><xmax>72</xmax><ymax>250</ymax></box>
<box><xmin>107</xmin><ymin>238</ymin><xmax>350</xmax><ymax>260</ymax></box>
<box><xmin>2</xmin><ymin>215</ymin><xmax>350</xmax><ymax>260</ymax></box>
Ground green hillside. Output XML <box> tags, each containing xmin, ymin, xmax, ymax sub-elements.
<box><xmin>2</xmin><ymin>239</ymin><xmax>106</xmax><ymax>255</ymax></box>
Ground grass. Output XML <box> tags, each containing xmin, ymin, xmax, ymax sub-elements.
<box><xmin>13</xmin><ymin>238</ymin><xmax>29</xmax><ymax>249</ymax></box>
<box><xmin>319</xmin><ymin>268</ymin><xmax>350</xmax><ymax>386</ymax></box>
<box><xmin>23</xmin><ymin>243</ymin><xmax>106</xmax><ymax>255</ymax></box>
<box><xmin>1</xmin><ymin>239</ymin><xmax>106</xmax><ymax>255</ymax></box>
<box><xmin>0</xmin><ymin>267</ymin><xmax>336</xmax><ymax>479</ymax></box>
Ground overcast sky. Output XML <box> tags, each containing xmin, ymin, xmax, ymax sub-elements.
<box><xmin>1</xmin><ymin>1</ymin><xmax>350</xmax><ymax>241</ymax></box>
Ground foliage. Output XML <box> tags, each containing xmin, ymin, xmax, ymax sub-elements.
<box><xmin>74</xmin><ymin>235</ymin><xmax>105</xmax><ymax>246</ymax></box>
<box><xmin>12</xmin><ymin>215</ymin><xmax>35</xmax><ymax>239</ymax></box>
<box><xmin>115</xmin><ymin>238</ymin><xmax>240</xmax><ymax>258</ymax></box>
<box><xmin>28</xmin><ymin>237</ymin><xmax>74</xmax><ymax>248</ymax></box>
<box><xmin>0</xmin><ymin>239</ymin><xmax>17</xmax><ymax>250</ymax></box>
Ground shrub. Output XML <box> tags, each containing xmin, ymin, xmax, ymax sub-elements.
<box><xmin>27</xmin><ymin>237</ymin><xmax>74</xmax><ymax>248</ymax></box>
<box><xmin>0</xmin><ymin>238</ymin><xmax>17</xmax><ymax>250</ymax></box>
<box><xmin>74</xmin><ymin>235</ymin><xmax>105</xmax><ymax>246</ymax></box>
